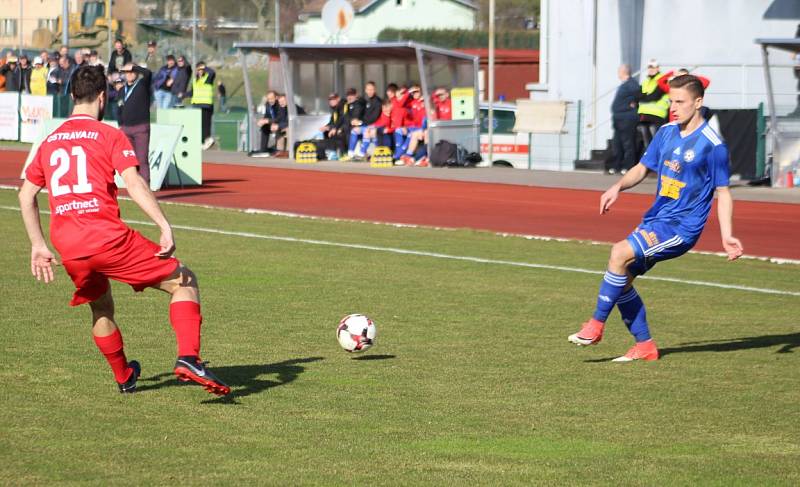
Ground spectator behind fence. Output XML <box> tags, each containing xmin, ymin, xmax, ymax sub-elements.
<box><xmin>189</xmin><ymin>61</ymin><xmax>216</xmax><ymax>150</ymax></box>
<box><xmin>31</xmin><ymin>57</ymin><xmax>48</xmax><ymax>96</ymax></box>
<box><xmin>609</xmin><ymin>64</ymin><xmax>640</xmax><ymax>175</ymax></box>
<box><xmin>58</xmin><ymin>45</ymin><xmax>69</xmax><ymax>63</ymax></box>
<box><xmin>217</xmin><ymin>80</ymin><xmax>227</xmax><ymax>112</ymax></box>
<box><xmin>118</xmin><ymin>63</ymin><xmax>153</xmax><ymax>183</ymax></box>
<box><xmin>46</xmin><ymin>55</ymin><xmax>60</xmax><ymax>95</ymax></box>
<box><xmin>108</xmin><ymin>39</ymin><xmax>132</xmax><ymax>74</ymax></box>
<box><xmin>154</xmin><ymin>55</ymin><xmax>178</xmax><ymax>109</ymax></box>
<box><xmin>88</xmin><ymin>50</ymin><xmax>105</xmax><ymax>70</ymax></box>
<box><xmin>636</xmin><ymin>59</ymin><xmax>669</xmax><ymax>152</ymax></box>
<box><xmin>345</xmin><ymin>81</ymin><xmax>381</xmax><ymax>160</ymax></box>
<box><xmin>173</xmin><ymin>56</ymin><xmax>191</xmax><ymax>104</ymax></box>
<box><xmin>2</xmin><ymin>55</ymin><xmax>33</xmax><ymax>93</ymax></box>
<box><xmin>73</xmin><ymin>50</ymin><xmax>87</xmax><ymax>68</ymax></box>
<box><xmin>145</xmin><ymin>40</ymin><xmax>160</xmax><ymax>73</ymax></box>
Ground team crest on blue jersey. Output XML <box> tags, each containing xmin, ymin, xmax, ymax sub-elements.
<box><xmin>683</xmin><ymin>149</ymin><xmax>695</xmax><ymax>163</ymax></box>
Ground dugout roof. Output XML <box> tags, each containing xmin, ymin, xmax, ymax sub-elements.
<box><xmin>233</xmin><ymin>42</ymin><xmax>479</xmax><ymax>63</ymax></box>
<box><xmin>755</xmin><ymin>38</ymin><xmax>800</xmax><ymax>53</ymax></box>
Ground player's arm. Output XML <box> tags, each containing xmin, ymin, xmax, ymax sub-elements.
<box><xmin>715</xmin><ymin>187</ymin><xmax>743</xmax><ymax>261</ymax></box>
<box><xmin>120</xmin><ymin>167</ymin><xmax>175</xmax><ymax>258</ymax></box>
<box><xmin>599</xmin><ymin>163</ymin><xmax>650</xmax><ymax>214</ymax></box>
<box><xmin>18</xmin><ymin>180</ymin><xmax>58</xmax><ymax>283</ymax></box>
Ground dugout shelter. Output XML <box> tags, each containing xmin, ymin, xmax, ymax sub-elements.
<box><xmin>233</xmin><ymin>42</ymin><xmax>480</xmax><ymax>161</ymax></box>
<box><xmin>756</xmin><ymin>38</ymin><xmax>800</xmax><ymax>187</ymax></box>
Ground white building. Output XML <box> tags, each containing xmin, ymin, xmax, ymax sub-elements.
<box><xmin>532</xmin><ymin>0</ymin><xmax>799</xmax><ymax>162</ymax></box>
<box><xmin>294</xmin><ymin>0</ymin><xmax>477</xmax><ymax>44</ymax></box>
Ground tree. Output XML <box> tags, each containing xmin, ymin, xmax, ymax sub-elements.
<box><xmin>477</xmin><ymin>0</ymin><xmax>540</xmax><ymax>31</ymax></box>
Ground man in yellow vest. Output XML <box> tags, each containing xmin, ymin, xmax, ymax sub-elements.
<box><xmin>636</xmin><ymin>59</ymin><xmax>669</xmax><ymax>151</ymax></box>
<box><xmin>30</xmin><ymin>57</ymin><xmax>48</xmax><ymax>96</ymax></box>
<box><xmin>189</xmin><ymin>61</ymin><xmax>216</xmax><ymax>150</ymax></box>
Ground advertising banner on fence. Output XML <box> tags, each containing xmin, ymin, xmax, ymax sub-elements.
<box><xmin>19</xmin><ymin>95</ymin><xmax>53</xmax><ymax>143</ymax></box>
<box><xmin>0</xmin><ymin>93</ymin><xmax>19</xmax><ymax>140</ymax></box>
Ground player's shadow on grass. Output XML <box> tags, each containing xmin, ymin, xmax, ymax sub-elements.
<box><xmin>584</xmin><ymin>332</ymin><xmax>800</xmax><ymax>362</ymax></box>
<box><xmin>136</xmin><ymin>356</ymin><xmax>324</xmax><ymax>402</ymax></box>
<box><xmin>351</xmin><ymin>354</ymin><xmax>395</xmax><ymax>361</ymax></box>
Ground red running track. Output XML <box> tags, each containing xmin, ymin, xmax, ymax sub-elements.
<box><xmin>2</xmin><ymin>151</ymin><xmax>799</xmax><ymax>260</ymax></box>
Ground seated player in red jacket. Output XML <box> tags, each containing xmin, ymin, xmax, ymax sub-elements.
<box><xmin>358</xmin><ymin>99</ymin><xmax>394</xmax><ymax>155</ymax></box>
<box><xmin>394</xmin><ymin>83</ymin><xmax>426</xmax><ymax>160</ymax></box>
<box><xmin>432</xmin><ymin>87</ymin><xmax>452</xmax><ymax>120</ymax></box>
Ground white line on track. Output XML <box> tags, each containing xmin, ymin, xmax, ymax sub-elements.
<box><xmin>1</xmin><ymin>203</ymin><xmax>797</xmax><ymax>297</ymax></box>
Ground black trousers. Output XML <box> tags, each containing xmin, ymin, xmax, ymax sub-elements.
<box><xmin>199</xmin><ymin>105</ymin><xmax>213</xmax><ymax>141</ymax></box>
<box><xmin>637</xmin><ymin>119</ymin><xmax>664</xmax><ymax>160</ymax></box>
<box><xmin>611</xmin><ymin>118</ymin><xmax>637</xmax><ymax>172</ymax></box>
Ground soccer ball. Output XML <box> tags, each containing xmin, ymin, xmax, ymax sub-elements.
<box><xmin>337</xmin><ymin>314</ymin><xmax>377</xmax><ymax>353</ymax></box>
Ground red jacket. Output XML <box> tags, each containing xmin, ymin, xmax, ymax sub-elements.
<box><xmin>373</xmin><ymin>112</ymin><xmax>393</xmax><ymax>132</ymax></box>
<box><xmin>433</xmin><ymin>97</ymin><xmax>452</xmax><ymax>120</ymax></box>
<box><xmin>390</xmin><ymin>90</ymin><xmax>409</xmax><ymax>132</ymax></box>
<box><xmin>403</xmin><ymin>97</ymin><xmax>427</xmax><ymax>128</ymax></box>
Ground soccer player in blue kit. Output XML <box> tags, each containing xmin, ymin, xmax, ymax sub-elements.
<box><xmin>568</xmin><ymin>75</ymin><xmax>744</xmax><ymax>361</ymax></box>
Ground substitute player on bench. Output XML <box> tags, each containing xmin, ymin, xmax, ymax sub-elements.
<box><xmin>568</xmin><ymin>74</ymin><xmax>744</xmax><ymax>361</ymax></box>
<box><xmin>18</xmin><ymin>65</ymin><xmax>230</xmax><ymax>395</ymax></box>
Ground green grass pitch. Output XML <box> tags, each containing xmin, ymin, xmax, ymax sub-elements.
<box><xmin>1</xmin><ymin>189</ymin><xmax>799</xmax><ymax>485</ymax></box>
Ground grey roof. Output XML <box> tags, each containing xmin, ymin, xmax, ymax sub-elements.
<box><xmin>755</xmin><ymin>38</ymin><xmax>800</xmax><ymax>53</ymax></box>
<box><xmin>233</xmin><ymin>42</ymin><xmax>478</xmax><ymax>63</ymax></box>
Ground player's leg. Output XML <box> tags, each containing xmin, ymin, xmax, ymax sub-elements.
<box><xmin>89</xmin><ymin>287</ymin><xmax>141</xmax><ymax>392</ymax></box>
<box><xmin>568</xmin><ymin>239</ymin><xmax>636</xmax><ymax>346</ymax></box>
<box><xmin>154</xmin><ymin>265</ymin><xmax>230</xmax><ymax>395</ymax></box>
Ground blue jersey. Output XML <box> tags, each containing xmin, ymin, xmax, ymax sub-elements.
<box><xmin>639</xmin><ymin>121</ymin><xmax>730</xmax><ymax>241</ymax></box>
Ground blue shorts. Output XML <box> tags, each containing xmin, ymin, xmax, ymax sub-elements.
<box><xmin>625</xmin><ymin>221</ymin><xmax>696</xmax><ymax>276</ymax></box>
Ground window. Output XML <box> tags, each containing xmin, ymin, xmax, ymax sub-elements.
<box><xmin>480</xmin><ymin>108</ymin><xmax>517</xmax><ymax>135</ymax></box>
<box><xmin>0</xmin><ymin>19</ymin><xmax>17</xmax><ymax>37</ymax></box>
<box><xmin>38</xmin><ymin>18</ymin><xmax>58</xmax><ymax>32</ymax></box>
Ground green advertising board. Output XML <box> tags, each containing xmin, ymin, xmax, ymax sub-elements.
<box><xmin>157</xmin><ymin>108</ymin><xmax>203</xmax><ymax>186</ymax></box>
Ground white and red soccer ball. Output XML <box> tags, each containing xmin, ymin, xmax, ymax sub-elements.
<box><xmin>336</xmin><ymin>314</ymin><xmax>377</xmax><ymax>353</ymax></box>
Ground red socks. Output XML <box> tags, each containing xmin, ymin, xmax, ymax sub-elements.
<box><xmin>169</xmin><ymin>301</ymin><xmax>202</xmax><ymax>357</ymax></box>
<box><xmin>93</xmin><ymin>329</ymin><xmax>132</xmax><ymax>384</ymax></box>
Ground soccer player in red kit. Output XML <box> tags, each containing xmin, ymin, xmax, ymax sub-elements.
<box><xmin>18</xmin><ymin>65</ymin><xmax>230</xmax><ymax>396</ymax></box>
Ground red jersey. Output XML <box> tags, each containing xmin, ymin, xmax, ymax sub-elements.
<box><xmin>373</xmin><ymin>112</ymin><xmax>392</xmax><ymax>132</ymax></box>
<box><xmin>390</xmin><ymin>90</ymin><xmax>410</xmax><ymax>132</ymax></box>
<box><xmin>433</xmin><ymin>97</ymin><xmax>452</xmax><ymax>120</ymax></box>
<box><xmin>25</xmin><ymin>115</ymin><xmax>139</xmax><ymax>260</ymax></box>
<box><xmin>403</xmin><ymin>97</ymin><xmax>427</xmax><ymax>128</ymax></box>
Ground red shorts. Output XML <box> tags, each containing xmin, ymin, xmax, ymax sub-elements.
<box><xmin>62</xmin><ymin>229</ymin><xmax>180</xmax><ymax>306</ymax></box>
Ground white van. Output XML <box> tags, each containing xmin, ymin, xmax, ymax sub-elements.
<box><xmin>479</xmin><ymin>102</ymin><xmax>529</xmax><ymax>168</ymax></box>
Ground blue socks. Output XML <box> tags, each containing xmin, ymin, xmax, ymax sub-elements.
<box><xmin>592</xmin><ymin>270</ymin><xmax>627</xmax><ymax>322</ymax></box>
<box><xmin>617</xmin><ymin>287</ymin><xmax>651</xmax><ymax>342</ymax></box>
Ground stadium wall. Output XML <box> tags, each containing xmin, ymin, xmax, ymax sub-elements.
<box><xmin>535</xmin><ymin>0</ymin><xmax>799</xmax><ymax>159</ymax></box>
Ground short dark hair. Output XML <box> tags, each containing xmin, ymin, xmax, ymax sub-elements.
<box><xmin>71</xmin><ymin>65</ymin><xmax>106</xmax><ymax>104</ymax></box>
<box><xmin>166</xmin><ymin>54</ymin><xmax>176</xmax><ymax>62</ymax></box>
<box><xmin>386</xmin><ymin>83</ymin><xmax>398</xmax><ymax>92</ymax></box>
<box><xmin>669</xmin><ymin>74</ymin><xmax>704</xmax><ymax>99</ymax></box>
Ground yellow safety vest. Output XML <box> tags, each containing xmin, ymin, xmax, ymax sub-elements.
<box><xmin>638</xmin><ymin>73</ymin><xmax>670</xmax><ymax>119</ymax></box>
<box><xmin>30</xmin><ymin>67</ymin><xmax>48</xmax><ymax>96</ymax></box>
<box><xmin>191</xmin><ymin>74</ymin><xmax>213</xmax><ymax>105</ymax></box>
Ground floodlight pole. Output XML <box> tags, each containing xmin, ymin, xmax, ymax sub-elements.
<box><xmin>18</xmin><ymin>0</ymin><xmax>23</xmax><ymax>54</ymax></box>
<box><xmin>274</xmin><ymin>0</ymin><xmax>280</xmax><ymax>42</ymax></box>
<box><xmin>107</xmin><ymin>0</ymin><xmax>112</xmax><ymax>62</ymax></box>
<box><xmin>192</xmin><ymin>0</ymin><xmax>198</xmax><ymax>64</ymax></box>
<box><xmin>62</xmin><ymin>0</ymin><xmax>69</xmax><ymax>47</ymax></box>
<box><xmin>488</xmin><ymin>0</ymin><xmax>495</xmax><ymax>166</ymax></box>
